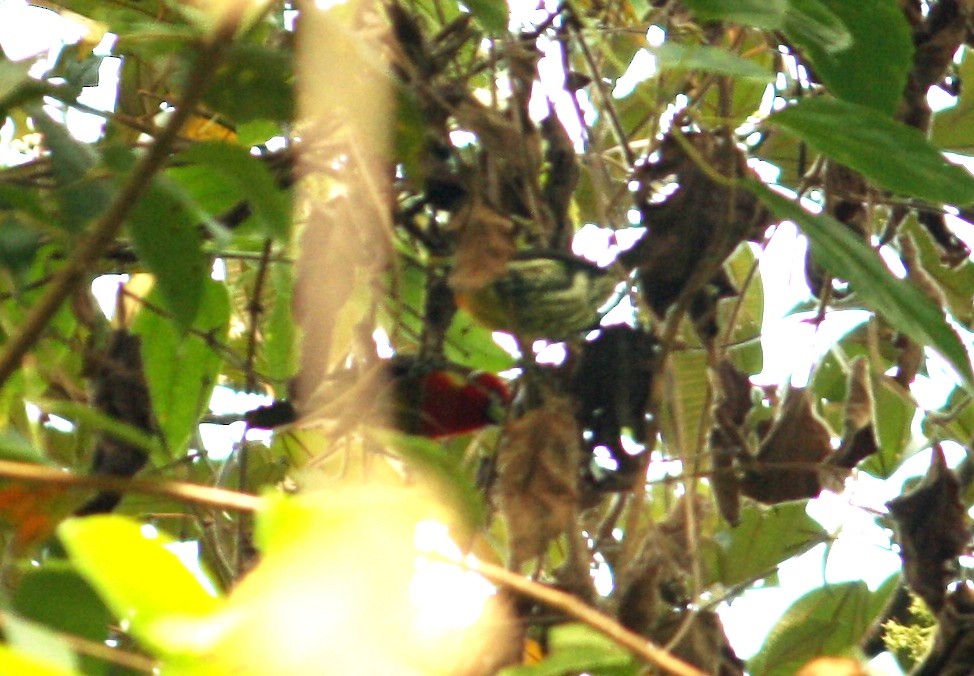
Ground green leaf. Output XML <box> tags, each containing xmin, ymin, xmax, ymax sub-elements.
<box><xmin>751</xmin><ymin>182</ymin><xmax>974</xmax><ymax>390</ymax></box>
<box><xmin>31</xmin><ymin>110</ymin><xmax>112</xmax><ymax>233</ymax></box>
<box><xmin>860</xmin><ymin>376</ymin><xmax>916</xmax><ymax>479</ymax></box>
<box><xmin>0</xmin><ymin>55</ymin><xmax>32</xmax><ymax>102</ymax></box>
<box><xmin>58</xmin><ymin>515</ymin><xmax>222</xmax><ymax>656</ymax></box>
<box><xmin>0</xmin><ymin>642</ymin><xmax>80</xmax><ymax>676</ymax></box>
<box><xmin>748</xmin><ymin>579</ymin><xmax>895</xmax><ymax>675</ymax></box>
<box><xmin>205</xmin><ymin>44</ymin><xmax>294</xmax><ymax>124</ymax></box>
<box><xmin>175</xmin><ymin>141</ymin><xmax>289</xmax><ymax>239</ymax></box>
<box><xmin>446</xmin><ymin>310</ymin><xmax>518</xmax><ymax>373</ymax></box>
<box><xmin>127</xmin><ymin>179</ymin><xmax>209</xmax><ymax>329</ymax></box>
<box><xmin>653</xmin><ymin>44</ymin><xmax>773</xmax><ymax>81</ymax></box>
<box><xmin>783</xmin><ymin>0</ymin><xmax>911</xmax><ymax>115</ymax></box>
<box><xmin>0</xmin><ymin>216</ymin><xmax>42</xmax><ymax>276</ymax></box>
<box><xmin>262</xmin><ymin>262</ymin><xmax>297</xmax><ymax>383</ymax></box>
<box><xmin>768</xmin><ymin>98</ymin><xmax>974</xmax><ymax>206</ymax></box>
<box><xmin>463</xmin><ymin>0</ymin><xmax>508</xmax><ymax>33</ymax></box>
<box><xmin>132</xmin><ymin>279</ymin><xmax>230</xmax><ymax>456</ymax></box>
<box><xmin>709</xmin><ymin>502</ymin><xmax>828</xmax><ymax>587</ymax></box>
<box><xmin>782</xmin><ymin>0</ymin><xmax>852</xmax><ymax>53</ymax></box>
<box><xmin>723</xmin><ymin>243</ymin><xmax>764</xmax><ymax>374</ymax></box>
<box><xmin>14</xmin><ymin>564</ymin><xmax>114</xmax><ymax>645</ymax></box>
<box><xmin>500</xmin><ymin>624</ymin><xmax>635</xmax><ymax>676</ymax></box>
<box><xmin>2</xmin><ymin>613</ymin><xmax>78</xmax><ymax>673</ymax></box>
<box><xmin>682</xmin><ymin>0</ymin><xmax>786</xmax><ymax>28</ymax></box>
<box><xmin>931</xmin><ymin>51</ymin><xmax>974</xmax><ymax>154</ymax></box>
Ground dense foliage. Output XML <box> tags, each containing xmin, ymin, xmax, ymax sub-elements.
<box><xmin>0</xmin><ymin>0</ymin><xmax>972</xmax><ymax>674</ymax></box>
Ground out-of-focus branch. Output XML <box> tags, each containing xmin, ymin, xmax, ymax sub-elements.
<box><xmin>0</xmin><ymin>14</ymin><xmax>244</xmax><ymax>388</ymax></box>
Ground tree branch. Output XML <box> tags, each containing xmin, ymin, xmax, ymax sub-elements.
<box><xmin>0</xmin><ymin>459</ymin><xmax>263</xmax><ymax>513</ymax></box>
<box><xmin>458</xmin><ymin>555</ymin><xmax>708</xmax><ymax>676</ymax></box>
<box><xmin>0</xmin><ymin>17</ymin><xmax>243</xmax><ymax>388</ymax></box>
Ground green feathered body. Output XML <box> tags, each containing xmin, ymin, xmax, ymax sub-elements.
<box><xmin>457</xmin><ymin>253</ymin><xmax>622</xmax><ymax>340</ymax></box>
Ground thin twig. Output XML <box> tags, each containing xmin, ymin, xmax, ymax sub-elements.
<box><xmin>456</xmin><ymin>555</ymin><xmax>708</xmax><ymax>676</ymax></box>
<box><xmin>0</xmin><ymin>16</ymin><xmax>243</xmax><ymax>388</ymax></box>
<box><xmin>0</xmin><ymin>459</ymin><xmax>263</xmax><ymax>513</ymax></box>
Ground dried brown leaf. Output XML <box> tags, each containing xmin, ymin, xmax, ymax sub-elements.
<box><xmin>740</xmin><ymin>387</ymin><xmax>833</xmax><ymax>504</ymax></box>
<box><xmin>652</xmin><ymin>610</ymin><xmax>744</xmax><ymax>675</ymax></box>
<box><xmin>708</xmin><ymin>361</ymin><xmax>752</xmax><ymax>525</ymax></box>
<box><xmin>496</xmin><ymin>396</ymin><xmax>580</xmax><ymax>568</ymax></box>
<box><xmin>448</xmin><ymin>202</ymin><xmax>516</xmax><ymax>291</ymax></box>
<box><xmin>830</xmin><ymin>357</ymin><xmax>878</xmax><ymax>469</ymax></box>
<box><xmin>887</xmin><ymin>444</ymin><xmax>968</xmax><ymax>612</ymax></box>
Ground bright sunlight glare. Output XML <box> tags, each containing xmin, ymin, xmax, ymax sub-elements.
<box><xmin>411</xmin><ymin>520</ymin><xmax>495</xmax><ymax>636</ymax></box>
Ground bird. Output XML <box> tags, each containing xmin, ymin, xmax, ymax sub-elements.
<box><xmin>453</xmin><ymin>251</ymin><xmax>625</xmax><ymax>340</ymax></box>
<box><xmin>245</xmin><ymin>359</ymin><xmax>509</xmax><ymax>439</ymax></box>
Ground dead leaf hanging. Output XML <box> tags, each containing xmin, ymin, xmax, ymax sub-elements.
<box><xmin>887</xmin><ymin>444</ymin><xmax>968</xmax><ymax>612</ymax></box>
<box><xmin>740</xmin><ymin>387</ymin><xmax>833</xmax><ymax>504</ymax></box>
<box><xmin>828</xmin><ymin>356</ymin><xmax>878</xmax><ymax>470</ymax></box>
<box><xmin>496</xmin><ymin>396</ymin><xmax>579</xmax><ymax>569</ymax></box>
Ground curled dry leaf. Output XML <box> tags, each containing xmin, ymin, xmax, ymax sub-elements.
<box><xmin>619</xmin><ymin>132</ymin><xmax>772</xmax><ymax>321</ymax></box>
<box><xmin>829</xmin><ymin>356</ymin><xmax>878</xmax><ymax>470</ymax></box>
<box><xmin>496</xmin><ymin>396</ymin><xmax>579</xmax><ymax>569</ymax></box>
<box><xmin>887</xmin><ymin>444</ymin><xmax>968</xmax><ymax>612</ymax></box>
<box><xmin>912</xmin><ymin>584</ymin><xmax>974</xmax><ymax>676</ymax></box>
<box><xmin>740</xmin><ymin>387</ymin><xmax>834</xmax><ymax>504</ymax></box>
<box><xmin>447</xmin><ymin>201</ymin><xmax>516</xmax><ymax>291</ymax></box>
<box><xmin>617</xmin><ymin>495</ymin><xmax>711</xmax><ymax>634</ymax></box>
<box><xmin>708</xmin><ymin>361</ymin><xmax>753</xmax><ymax>525</ymax></box>
<box><xmin>651</xmin><ymin>609</ymin><xmax>744</xmax><ymax>676</ymax></box>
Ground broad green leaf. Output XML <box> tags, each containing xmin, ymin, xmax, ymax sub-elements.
<box><xmin>446</xmin><ymin>310</ymin><xmax>518</xmax><ymax>373</ymax></box>
<box><xmin>0</xmin><ymin>643</ymin><xmax>79</xmax><ymax>676</ymax></box>
<box><xmin>261</xmin><ymin>262</ymin><xmax>297</xmax><ymax>383</ymax></box>
<box><xmin>661</xmin><ymin>344</ymin><xmax>709</xmax><ymax>465</ymax></box>
<box><xmin>2</xmin><ymin>613</ymin><xmax>78</xmax><ymax>673</ymax></box>
<box><xmin>235</xmin><ymin>119</ymin><xmax>282</xmax><ymax>148</ymax></box>
<box><xmin>682</xmin><ymin>0</ymin><xmax>786</xmax><ymax>28</ymax></box>
<box><xmin>500</xmin><ymin>624</ymin><xmax>636</xmax><ymax>676</ymax></box>
<box><xmin>709</xmin><ymin>502</ymin><xmax>828</xmax><ymax>587</ymax></box>
<box><xmin>784</xmin><ymin>0</ymin><xmax>911</xmax><ymax>115</ymax></box>
<box><xmin>653</xmin><ymin>44</ymin><xmax>773</xmax><ymax>81</ymax></box>
<box><xmin>31</xmin><ymin>110</ymin><xmax>112</xmax><ymax>233</ymax></box>
<box><xmin>748</xmin><ymin>578</ymin><xmax>896</xmax><ymax>675</ymax></box>
<box><xmin>0</xmin><ymin>55</ymin><xmax>32</xmax><ymax>102</ymax></box>
<box><xmin>901</xmin><ymin>216</ymin><xmax>974</xmax><ymax>326</ymax></box>
<box><xmin>175</xmin><ymin>141</ymin><xmax>290</xmax><ymax>239</ymax></box>
<box><xmin>782</xmin><ymin>0</ymin><xmax>852</xmax><ymax>54</ymax></box>
<box><xmin>931</xmin><ymin>51</ymin><xmax>974</xmax><ymax>154</ymax></box>
<box><xmin>723</xmin><ymin>243</ymin><xmax>764</xmax><ymax>374</ymax></box>
<box><xmin>768</xmin><ymin>99</ymin><xmax>974</xmax><ymax>206</ymax></box>
<box><xmin>860</xmin><ymin>376</ymin><xmax>916</xmax><ymax>479</ymax></box>
<box><xmin>700</xmin><ymin>31</ymin><xmax>777</xmax><ymax>126</ymax></box>
<box><xmin>58</xmin><ymin>515</ymin><xmax>222</xmax><ymax>655</ymax></box>
<box><xmin>204</xmin><ymin>44</ymin><xmax>294</xmax><ymax>124</ymax></box>
<box><xmin>0</xmin><ymin>215</ymin><xmax>41</xmax><ymax>277</ymax></box>
<box><xmin>751</xmin><ymin>182</ymin><xmax>974</xmax><ymax>390</ymax></box>
<box><xmin>127</xmin><ymin>179</ymin><xmax>209</xmax><ymax>329</ymax></box>
<box><xmin>132</xmin><ymin>280</ymin><xmax>230</xmax><ymax>456</ymax></box>
<box><xmin>464</xmin><ymin>0</ymin><xmax>508</xmax><ymax>33</ymax></box>
<box><xmin>14</xmin><ymin>564</ymin><xmax>113</xmax><ymax>645</ymax></box>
